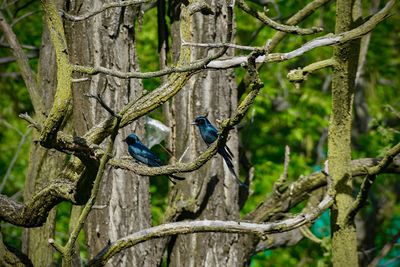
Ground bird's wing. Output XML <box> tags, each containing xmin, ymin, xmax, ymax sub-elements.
<box><xmin>202</xmin><ymin>125</ymin><xmax>219</xmax><ymax>145</ymax></box>
<box><xmin>131</xmin><ymin>143</ymin><xmax>162</xmax><ymax>166</ymax></box>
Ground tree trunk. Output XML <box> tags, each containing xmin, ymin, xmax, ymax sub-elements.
<box><xmin>22</xmin><ymin>2</ymin><xmax>66</xmax><ymax>265</ymax></box>
<box><xmin>63</xmin><ymin>1</ymin><xmax>157</xmax><ymax>266</ymax></box>
<box><xmin>329</xmin><ymin>0</ymin><xmax>360</xmax><ymax>266</ymax></box>
<box><xmin>165</xmin><ymin>1</ymin><xmax>245</xmax><ymax>265</ymax></box>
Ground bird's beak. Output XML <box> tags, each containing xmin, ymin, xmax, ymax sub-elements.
<box><xmin>191</xmin><ymin>121</ymin><xmax>198</xmax><ymax>125</ymax></box>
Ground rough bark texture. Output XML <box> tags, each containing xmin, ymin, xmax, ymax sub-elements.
<box><xmin>166</xmin><ymin>1</ymin><xmax>244</xmax><ymax>265</ymax></box>
<box><xmin>22</xmin><ymin>2</ymin><xmax>66</xmax><ymax>265</ymax></box>
<box><xmin>64</xmin><ymin>1</ymin><xmax>157</xmax><ymax>266</ymax></box>
<box><xmin>329</xmin><ymin>0</ymin><xmax>360</xmax><ymax>266</ymax></box>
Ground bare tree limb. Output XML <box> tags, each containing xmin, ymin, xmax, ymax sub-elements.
<box><xmin>0</xmin><ymin>179</ymin><xmax>76</xmax><ymax>226</ymax></box>
<box><xmin>245</xmin><ymin>144</ymin><xmax>400</xmax><ymax>223</ymax></box>
<box><xmin>90</xmin><ymin>193</ymin><xmax>333</xmax><ymax>266</ymax></box>
<box><xmin>71</xmin><ymin>0</ymin><xmax>394</xmax><ymax>80</ymax></box>
<box><xmin>60</xmin><ymin>0</ymin><xmax>150</xmax><ymax>21</ymax></box>
<box><xmin>287</xmin><ymin>58</ymin><xmax>335</xmax><ymax>83</ymax></box>
<box><xmin>345</xmin><ymin>142</ymin><xmax>400</xmax><ymax>224</ymax></box>
<box><xmin>0</xmin><ymin>50</ymin><xmax>38</xmax><ymax>64</ymax></box>
<box><xmin>237</xmin><ymin>0</ymin><xmax>323</xmax><ymax>35</ymax></box>
<box><xmin>273</xmin><ymin>145</ymin><xmax>290</xmax><ymax>196</ymax></box>
<box><xmin>208</xmin><ymin>0</ymin><xmax>395</xmax><ymax>69</ymax></box>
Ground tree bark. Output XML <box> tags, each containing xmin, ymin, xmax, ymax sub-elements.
<box><xmin>329</xmin><ymin>0</ymin><xmax>360</xmax><ymax>266</ymax></box>
<box><xmin>63</xmin><ymin>1</ymin><xmax>157</xmax><ymax>266</ymax></box>
<box><xmin>166</xmin><ymin>1</ymin><xmax>245</xmax><ymax>265</ymax></box>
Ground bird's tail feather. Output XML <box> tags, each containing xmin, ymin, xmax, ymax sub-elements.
<box><xmin>219</xmin><ymin>148</ymin><xmax>247</xmax><ymax>188</ymax></box>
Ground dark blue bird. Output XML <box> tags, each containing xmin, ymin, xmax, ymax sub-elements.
<box><xmin>191</xmin><ymin>116</ymin><xmax>246</xmax><ymax>187</ymax></box>
<box><xmin>124</xmin><ymin>133</ymin><xmax>184</xmax><ymax>183</ymax></box>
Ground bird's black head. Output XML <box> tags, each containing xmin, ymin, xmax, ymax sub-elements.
<box><xmin>124</xmin><ymin>133</ymin><xmax>140</xmax><ymax>145</ymax></box>
<box><xmin>191</xmin><ymin>116</ymin><xmax>209</xmax><ymax>126</ymax></box>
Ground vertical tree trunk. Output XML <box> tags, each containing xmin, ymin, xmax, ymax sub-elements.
<box><xmin>63</xmin><ymin>1</ymin><xmax>157</xmax><ymax>266</ymax></box>
<box><xmin>329</xmin><ymin>0</ymin><xmax>360</xmax><ymax>266</ymax></box>
<box><xmin>166</xmin><ymin>1</ymin><xmax>245</xmax><ymax>265</ymax></box>
<box><xmin>22</xmin><ymin>1</ymin><xmax>66</xmax><ymax>265</ymax></box>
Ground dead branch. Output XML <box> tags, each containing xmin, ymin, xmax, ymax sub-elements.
<box><xmin>237</xmin><ymin>0</ymin><xmax>323</xmax><ymax>35</ymax></box>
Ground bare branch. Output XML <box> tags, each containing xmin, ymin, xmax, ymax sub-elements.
<box><xmin>86</xmin><ymin>94</ymin><xmax>122</xmax><ymax>119</ymax></box>
<box><xmin>60</xmin><ymin>0</ymin><xmax>150</xmax><ymax>21</ymax></box>
<box><xmin>18</xmin><ymin>113</ymin><xmax>42</xmax><ymax>131</ymax></box>
<box><xmin>208</xmin><ymin>0</ymin><xmax>395</xmax><ymax>69</ymax></box>
<box><xmin>237</xmin><ymin>0</ymin><xmax>323</xmax><ymax>35</ymax></box>
<box><xmin>273</xmin><ymin>145</ymin><xmax>290</xmax><ymax>196</ymax></box>
<box><xmin>0</xmin><ymin>179</ymin><xmax>76</xmax><ymax>227</ymax></box>
<box><xmin>245</xmin><ymin>144</ymin><xmax>400</xmax><ymax>223</ymax></box>
<box><xmin>90</xmin><ymin>194</ymin><xmax>333</xmax><ymax>266</ymax></box>
<box><xmin>345</xmin><ymin>142</ymin><xmax>400</xmax><ymax>224</ymax></box>
<box><xmin>0</xmin><ymin>50</ymin><xmax>38</xmax><ymax>64</ymax></box>
<box><xmin>287</xmin><ymin>58</ymin><xmax>335</xmax><ymax>83</ymax></box>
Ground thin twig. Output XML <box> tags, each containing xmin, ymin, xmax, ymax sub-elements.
<box><xmin>18</xmin><ymin>113</ymin><xmax>42</xmax><ymax>131</ymax></box>
<box><xmin>86</xmin><ymin>93</ymin><xmax>121</xmax><ymax>119</ymax></box>
<box><xmin>273</xmin><ymin>145</ymin><xmax>290</xmax><ymax>196</ymax></box>
<box><xmin>60</xmin><ymin>0</ymin><xmax>150</xmax><ymax>21</ymax></box>
<box><xmin>237</xmin><ymin>0</ymin><xmax>323</xmax><ymax>35</ymax></box>
<box><xmin>0</xmin><ymin>128</ymin><xmax>31</xmax><ymax>192</ymax></box>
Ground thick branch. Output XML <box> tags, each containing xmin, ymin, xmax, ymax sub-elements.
<box><xmin>40</xmin><ymin>0</ymin><xmax>73</xmax><ymax>146</ymax></box>
<box><xmin>0</xmin><ymin>179</ymin><xmax>75</xmax><ymax>227</ymax></box>
<box><xmin>90</xmin><ymin>194</ymin><xmax>333</xmax><ymax>266</ymax></box>
<box><xmin>237</xmin><ymin>0</ymin><xmax>323</xmax><ymax>35</ymax></box>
